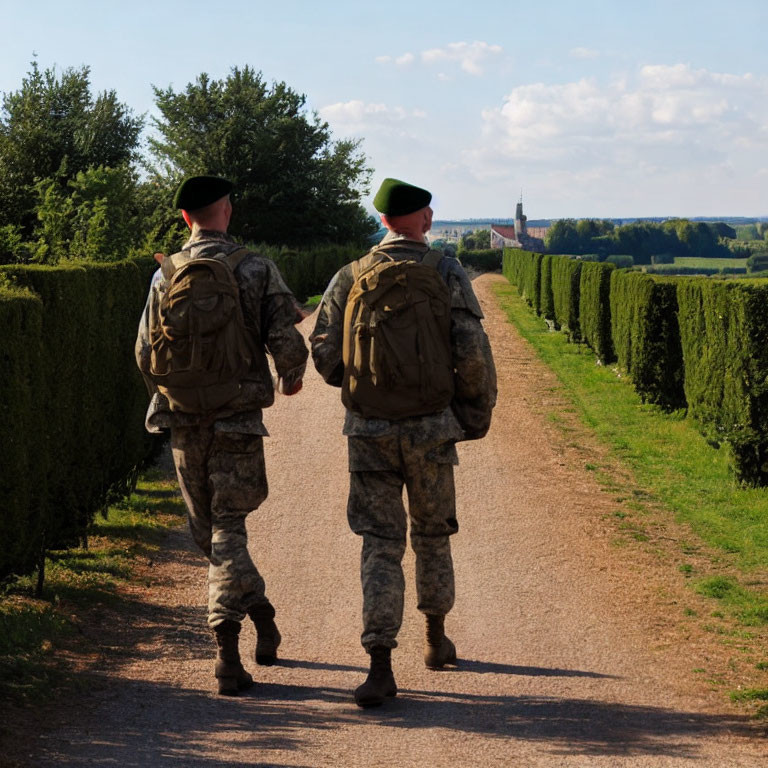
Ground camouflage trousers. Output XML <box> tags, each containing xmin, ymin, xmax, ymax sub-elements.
<box><xmin>347</xmin><ymin>432</ymin><xmax>459</xmax><ymax>651</ymax></box>
<box><xmin>171</xmin><ymin>425</ymin><xmax>272</xmax><ymax>627</ymax></box>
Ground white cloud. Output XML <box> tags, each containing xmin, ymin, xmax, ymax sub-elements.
<box><xmin>374</xmin><ymin>52</ymin><xmax>415</xmax><ymax>68</ymax></box>
<box><xmin>422</xmin><ymin>41</ymin><xmax>502</xmax><ymax>75</ymax></box>
<box><xmin>570</xmin><ymin>47</ymin><xmax>599</xmax><ymax>60</ymax></box>
<box><xmin>376</xmin><ymin>41</ymin><xmax>503</xmax><ymax>77</ymax></box>
<box><xmin>470</xmin><ymin>64</ymin><xmax>768</xmax><ymax>172</ymax></box>
<box><xmin>319</xmin><ymin>100</ymin><xmax>427</xmax><ymax>135</ymax></box>
<box><xmin>458</xmin><ymin>63</ymin><xmax>768</xmax><ymax>216</ymax></box>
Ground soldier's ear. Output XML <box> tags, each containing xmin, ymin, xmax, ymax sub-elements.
<box><xmin>423</xmin><ymin>207</ymin><xmax>433</xmax><ymax>233</ymax></box>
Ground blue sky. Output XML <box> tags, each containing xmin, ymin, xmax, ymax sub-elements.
<box><xmin>2</xmin><ymin>0</ymin><xmax>767</xmax><ymax>219</ymax></box>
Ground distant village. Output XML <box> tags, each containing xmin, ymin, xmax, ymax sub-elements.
<box><xmin>431</xmin><ymin>198</ymin><xmax>548</xmax><ymax>252</ymax></box>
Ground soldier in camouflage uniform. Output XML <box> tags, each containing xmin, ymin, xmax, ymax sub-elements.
<box><xmin>135</xmin><ymin>176</ymin><xmax>308</xmax><ymax>695</ymax></box>
<box><xmin>311</xmin><ymin>178</ymin><xmax>496</xmax><ymax>708</ymax></box>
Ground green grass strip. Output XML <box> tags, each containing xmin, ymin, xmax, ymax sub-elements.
<box><xmin>1</xmin><ymin>466</ymin><xmax>186</xmax><ymax>705</ymax></box>
<box><xmin>494</xmin><ymin>282</ymin><xmax>768</xmax><ymax>625</ymax></box>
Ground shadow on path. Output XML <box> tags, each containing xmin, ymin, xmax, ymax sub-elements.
<box><xmin>277</xmin><ymin>658</ymin><xmax>367</xmax><ymax>673</ymax></box>
<box><xmin>30</xmin><ymin>677</ymin><xmax>763</xmax><ymax>766</ymax></box>
<box><xmin>459</xmin><ymin>659</ymin><xmax>618</xmax><ymax>678</ymax></box>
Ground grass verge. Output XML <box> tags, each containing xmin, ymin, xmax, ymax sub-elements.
<box><xmin>0</xmin><ymin>464</ymin><xmax>185</xmax><ymax>708</ymax></box>
<box><xmin>494</xmin><ymin>281</ymin><xmax>768</xmax><ymax>716</ymax></box>
<box><xmin>493</xmin><ymin>283</ymin><xmax>768</xmax><ymax>623</ymax></box>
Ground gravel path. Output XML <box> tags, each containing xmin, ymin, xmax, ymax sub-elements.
<box><xmin>12</xmin><ymin>273</ymin><xmax>766</xmax><ymax>767</ymax></box>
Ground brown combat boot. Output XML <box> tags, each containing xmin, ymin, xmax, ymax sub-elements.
<box><xmin>354</xmin><ymin>646</ymin><xmax>397</xmax><ymax>708</ymax></box>
<box><xmin>424</xmin><ymin>614</ymin><xmax>457</xmax><ymax>669</ymax></box>
<box><xmin>213</xmin><ymin>619</ymin><xmax>254</xmax><ymax>696</ymax></box>
<box><xmin>247</xmin><ymin>602</ymin><xmax>281</xmax><ymax>666</ymax></box>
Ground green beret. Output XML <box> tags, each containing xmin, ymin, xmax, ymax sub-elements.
<box><xmin>373</xmin><ymin>178</ymin><xmax>432</xmax><ymax>217</ymax></box>
<box><xmin>173</xmin><ymin>175</ymin><xmax>233</xmax><ymax>210</ymax></box>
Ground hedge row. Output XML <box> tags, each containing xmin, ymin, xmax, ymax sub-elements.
<box><xmin>610</xmin><ymin>272</ymin><xmax>685</xmax><ymax>410</ymax></box>
<box><xmin>551</xmin><ymin>257</ymin><xmax>582</xmax><ymax>342</ymax></box>
<box><xmin>254</xmin><ymin>242</ymin><xmax>363</xmax><ymax>301</ymax></box>
<box><xmin>503</xmin><ymin>249</ymin><xmax>768</xmax><ymax>484</ymax></box>
<box><xmin>677</xmin><ymin>279</ymin><xmax>768</xmax><ymax>484</ymax></box>
<box><xmin>579</xmin><ymin>261</ymin><xmax>615</xmax><ymax>363</ymax></box>
<box><xmin>0</xmin><ymin>284</ymin><xmax>45</xmax><ymax>579</ymax></box>
<box><xmin>458</xmin><ymin>248</ymin><xmax>502</xmax><ymax>272</ymax></box>
<box><xmin>0</xmin><ymin>259</ymin><xmax>158</xmax><ymax>580</ymax></box>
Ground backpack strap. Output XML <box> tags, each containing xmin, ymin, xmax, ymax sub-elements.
<box><xmin>422</xmin><ymin>249</ymin><xmax>444</xmax><ymax>269</ymax></box>
<box><xmin>353</xmin><ymin>248</ymin><xmax>393</xmax><ymax>282</ymax></box>
<box><xmin>160</xmin><ymin>246</ymin><xmax>251</xmax><ymax>281</ymax></box>
<box><xmin>222</xmin><ymin>246</ymin><xmax>251</xmax><ymax>272</ymax></box>
<box><xmin>160</xmin><ymin>250</ymin><xmax>190</xmax><ymax>281</ymax></box>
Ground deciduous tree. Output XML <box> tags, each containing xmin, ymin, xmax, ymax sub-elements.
<box><xmin>149</xmin><ymin>66</ymin><xmax>375</xmax><ymax>246</ymax></box>
<box><xmin>0</xmin><ymin>60</ymin><xmax>142</xmax><ymax>238</ymax></box>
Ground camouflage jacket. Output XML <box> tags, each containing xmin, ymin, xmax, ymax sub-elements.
<box><xmin>311</xmin><ymin>231</ymin><xmax>497</xmax><ymax>441</ymax></box>
<box><xmin>135</xmin><ymin>229</ymin><xmax>308</xmax><ymax>434</ymax></box>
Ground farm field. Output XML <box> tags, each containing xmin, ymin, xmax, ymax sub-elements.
<box><xmin>674</xmin><ymin>256</ymin><xmax>748</xmax><ymax>269</ymax></box>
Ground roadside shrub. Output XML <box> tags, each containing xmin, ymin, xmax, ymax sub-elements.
<box><xmin>606</xmin><ymin>254</ymin><xmax>633</xmax><ymax>268</ymax></box>
<box><xmin>551</xmin><ymin>256</ymin><xmax>582</xmax><ymax>341</ymax></box>
<box><xmin>249</xmin><ymin>242</ymin><xmax>361</xmax><ymax>301</ymax></box>
<box><xmin>0</xmin><ymin>285</ymin><xmax>45</xmax><ymax>578</ymax></box>
<box><xmin>747</xmin><ymin>252</ymin><xmax>768</xmax><ymax>273</ymax></box>
<box><xmin>0</xmin><ymin>259</ymin><xmax>157</xmax><ymax>580</ymax></box>
<box><xmin>651</xmin><ymin>252</ymin><xmax>675</xmax><ymax>265</ymax></box>
<box><xmin>610</xmin><ymin>271</ymin><xmax>685</xmax><ymax>410</ymax></box>
<box><xmin>520</xmin><ymin>251</ymin><xmax>544</xmax><ymax>314</ymax></box>
<box><xmin>579</xmin><ymin>261</ymin><xmax>616</xmax><ymax>363</ymax></box>
<box><xmin>677</xmin><ymin>278</ymin><xmax>768</xmax><ymax>484</ymax></box>
<box><xmin>459</xmin><ymin>248</ymin><xmax>502</xmax><ymax>272</ymax></box>
<box><xmin>540</xmin><ymin>254</ymin><xmax>556</xmax><ymax>325</ymax></box>
<box><xmin>502</xmin><ymin>247</ymin><xmax>522</xmax><ymax>288</ymax></box>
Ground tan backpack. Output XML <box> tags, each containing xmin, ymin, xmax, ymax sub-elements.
<box><xmin>342</xmin><ymin>247</ymin><xmax>454</xmax><ymax>419</ymax></box>
<box><xmin>147</xmin><ymin>247</ymin><xmax>254</xmax><ymax>413</ymax></box>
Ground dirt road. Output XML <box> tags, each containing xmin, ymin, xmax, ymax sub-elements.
<box><xmin>16</xmin><ymin>274</ymin><xmax>766</xmax><ymax>766</ymax></box>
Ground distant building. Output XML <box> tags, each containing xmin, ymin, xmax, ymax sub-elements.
<box><xmin>491</xmin><ymin>197</ymin><xmax>546</xmax><ymax>252</ymax></box>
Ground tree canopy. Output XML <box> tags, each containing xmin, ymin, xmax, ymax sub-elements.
<box><xmin>458</xmin><ymin>228</ymin><xmax>491</xmax><ymax>251</ymax></box>
<box><xmin>149</xmin><ymin>66</ymin><xmax>375</xmax><ymax>246</ymax></box>
<box><xmin>545</xmin><ymin>218</ymin><xmax>739</xmax><ymax>264</ymax></box>
<box><xmin>0</xmin><ymin>61</ymin><xmax>142</xmax><ymax>238</ymax></box>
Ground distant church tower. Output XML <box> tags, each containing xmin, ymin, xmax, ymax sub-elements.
<box><xmin>514</xmin><ymin>192</ymin><xmax>527</xmax><ymax>239</ymax></box>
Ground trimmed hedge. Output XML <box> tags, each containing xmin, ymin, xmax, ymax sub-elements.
<box><xmin>551</xmin><ymin>256</ymin><xmax>582</xmax><ymax>341</ymax></box>
<box><xmin>458</xmin><ymin>248</ymin><xmax>502</xmax><ymax>272</ymax></box>
<box><xmin>502</xmin><ymin>247</ymin><xmax>768</xmax><ymax>483</ymax></box>
<box><xmin>579</xmin><ymin>261</ymin><xmax>616</xmax><ymax>363</ymax></box>
<box><xmin>521</xmin><ymin>251</ymin><xmax>543</xmax><ymax>313</ymax></box>
<box><xmin>502</xmin><ymin>246</ymin><xmax>521</xmax><ymax>288</ymax></box>
<box><xmin>609</xmin><ymin>271</ymin><xmax>685</xmax><ymax>410</ymax></box>
<box><xmin>502</xmin><ymin>249</ymin><xmax>542</xmax><ymax>312</ymax></box>
<box><xmin>540</xmin><ymin>254</ymin><xmax>556</xmax><ymax>325</ymax></box>
<box><xmin>0</xmin><ymin>284</ymin><xmax>45</xmax><ymax>579</ymax></box>
<box><xmin>0</xmin><ymin>259</ymin><xmax>157</xmax><ymax>580</ymax></box>
<box><xmin>254</xmin><ymin>242</ymin><xmax>363</xmax><ymax>301</ymax></box>
<box><xmin>677</xmin><ymin>279</ymin><xmax>768</xmax><ymax>484</ymax></box>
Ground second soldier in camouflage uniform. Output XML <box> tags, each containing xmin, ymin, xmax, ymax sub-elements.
<box><xmin>135</xmin><ymin>176</ymin><xmax>308</xmax><ymax>695</ymax></box>
<box><xmin>311</xmin><ymin>178</ymin><xmax>496</xmax><ymax>707</ymax></box>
